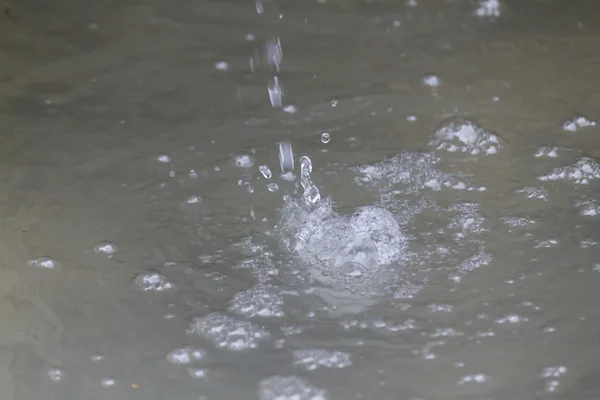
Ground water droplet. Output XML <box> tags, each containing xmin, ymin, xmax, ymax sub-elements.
<box><xmin>267</xmin><ymin>183</ymin><xmax>279</xmax><ymax>192</ymax></box>
<box><xmin>259</xmin><ymin>165</ymin><xmax>273</xmax><ymax>179</ymax></box>
<box><xmin>331</xmin><ymin>98</ymin><xmax>339</xmax><ymax>107</ymax></box>
<box><xmin>278</xmin><ymin>141</ymin><xmax>294</xmax><ymax>172</ymax></box>
<box><xmin>321</xmin><ymin>132</ymin><xmax>331</xmax><ymax>143</ymax></box>
<box><xmin>268</xmin><ymin>77</ymin><xmax>283</xmax><ymax>108</ymax></box>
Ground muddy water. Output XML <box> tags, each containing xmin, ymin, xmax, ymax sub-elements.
<box><xmin>2</xmin><ymin>0</ymin><xmax>600</xmax><ymax>399</ymax></box>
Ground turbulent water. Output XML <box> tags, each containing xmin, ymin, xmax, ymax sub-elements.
<box><xmin>2</xmin><ymin>0</ymin><xmax>600</xmax><ymax>399</ymax></box>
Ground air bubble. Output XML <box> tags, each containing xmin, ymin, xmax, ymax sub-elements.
<box><xmin>47</xmin><ymin>368</ymin><xmax>64</xmax><ymax>382</ymax></box>
<box><xmin>166</xmin><ymin>347</ymin><xmax>205</xmax><ymax>365</ymax></box>
<box><xmin>187</xmin><ymin>313</ymin><xmax>270</xmax><ymax>351</ymax></box>
<box><xmin>321</xmin><ymin>132</ymin><xmax>331</xmax><ymax>143</ymax></box>
<box><xmin>134</xmin><ymin>270</ymin><xmax>174</xmax><ymax>292</ymax></box>
<box><xmin>428</xmin><ymin>117</ymin><xmax>503</xmax><ymax>155</ymax></box>
<box><xmin>331</xmin><ymin>98</ymin><xmax>338</xmax><ymax>107</ymax></box>
<box><xmin>94</xmin><ymin>241</ymin><xmax>117</xmax><ymax>255</ymax></box>
<box><xmin>258</xmin><ymin>376</ymin><xmax>329</xmax><ymax>400</ymax></box>
<box><xmin>563</xmin><ymin>116</ymin><xmax>596</xmax><ymax>132</ymax></box>
<box><xmin>422</xmin><ymin>75</ymin><xmax>440</xmax><ymax>87</ymax></box>
<box><xmin>27</xmin><ymin>256</ymin><xmax>58</xmax><ymax>269</ymax></box>
<box><xmin>157</xmin><ymin>154</ymin><xmax>171</xmax><ymax>163</ymax></box>
<box><xmin>292</xmin><ymin>349</ymin><xmax>352</xmax><ymax>370</ymax></box>
<box><xmin>214</xmin><ymin>61</ymin><xmax>230</xmax><ymax>71</ymax></box>
<box><xmin>228</xmin><ymin>286</ymin><xmax>284</xmax><ymax>317</ymax></box>
<box><xmin>101</xmin><ymin>378</ymin><xmax>116</xmax><ymax>387</ymax></box>
<box><xmin>233</xmin><ymin>154</ymin><xmax>255</xmax><ymax>168</ymax></box>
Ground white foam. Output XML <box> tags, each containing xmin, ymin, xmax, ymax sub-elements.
<box><xmin>428</xmin><ymin>117</ymin><xmax>503</xmax><ymax>155</ymax></box>
<box><xmin>187</xmin><ymin>313</ymin><xmax>270</xmax><ymax>350</ymax></box>
<box><xmin>538</xmin><ymin>157</ymin><xmax>600</xmax><ymax>184</ymax></box>
<box><xmin>228</xmin><ymin>286</ymin><xmax>284</xmax><ymax>317</ymax></box>
<box><xmin>258</xmin><ymin>376</ymin><xmax>329</xmax><ymax>400</ymax></box>
<box><xmin>292</xmin><ymin>349</ymin><xmax>352</xmax><ymax>370</ymax></box>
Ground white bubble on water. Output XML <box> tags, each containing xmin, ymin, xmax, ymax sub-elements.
<box><xmin>458</xmin><ymin>374</ymin><xmax>490</xmax><ymax>384</ymax></box>
<box><xmin>534</xmin><ymin>239</ymin><xmax>559</xmax><ymax>248</ymax></box>
<box><xmin>331</xmin><ymin>98</ymin><xmax>338</xmax><ymax>107</ymax></box>
<box><xmin>541</xmin><ymin>366</ymin><xmax>567</xmax><ymax>393</ymax></box>
<box><xmin>27</xmin><ymin>256</ymin><xmax>58</xmax><ymax>269</ymax></box>
<box><xmin>258</xmin><ymin>376</ymin><xmax>329</xmax><ymax>400</ymax></box>
<box><xmin>283</xmin><ymin>105</ymin><xmax>297</xmax><ymax>114</ymax></box>
<box><xmin>267</xmin><ymin>183</ymin><xmax>279</xmax><ymax>192</ymax></box>
<box><xmin>495</xmin><ymin>313</ymin><xmax>528</xmax><ymax>324</ymax></box>
<box><xmin>422</xmin><ymin>75</ymin><xmax>440</xmax><ymax>87</ymax></box>
<box><xmin>538</xmin><ymin>157</ymin><xmax>600</xmax><ymax>184</ymax></box>
<box><xmin>321</xmin><ymin>132</ymin><xmax>330</xmax><ymax>143</ymax></box>
<box><xmin>47</xmin><ymin>368</ymin><xmax>64</xmax><ymax>382</ymax></box>
<box><xmin>428</xmin><ymin>117</ymin><xmax>503</xmax><ymax>155</ymax></box>
<box><xmin>94</xmin><ymin>241</ymin><xmax>117</xmax><ymax>255</ymax></box>
<box><xmin>214</xmin><ymin>61</ymin><xmax>230</xmax><ymax>71</ymax></box>
<box><xmin>101</xmin><ymin>378</ymin><xmax>116</xmax><ymax>387</ymax></box>
<box><xmin>575</xmin><ymin>199</ymin><xmax>600</xmax><ymax>216</ymax></box>
<box><xmin>157</xmin><ymin>154</ymin><xmax>171</xmax><ymax>163</ymax></box>
<box><xmin>188</xmin><ymin>368</ymin><xmax>207</xmax><ymax>379</ymax></box>
<box><xmin>134</xmin><ymin>270</ymin><xmax>174</xmax><ymax>292</ymax></box>
<box><xmin>534</xmin><ymin>146</ymin><xmax>559</xmax><ymax>158</ymax></box>
<box><xmin>514</xmin><ymin>186</ymin><xmax>548</xmax><ymax>201</ymax></box>
<box><xmin>353</xmin><ymin>151</ymin><xmax>473</xmax><ymax>194</ymax></box>
<box><xmin>228</xmin><ymin>286</ymin><xmax>284</xmax><ymax>317</ymax></box>
<box><xmin>185</xmin><ymin>195</ymin><xmax>202</xmax><ymax>204</ymax></box>
<box><xmin>427</xmin><ymin>304</ymin><xmax>453</xmax><ymax>313</ymax></box>
<box><xmin>581</xmin><ymin>239</ymin><xmax>597</xmax><ymax>248</ymax></box>
<box><xmin>502</xmin><ymin>216</ymin><xmax>536</xmax><ymax>227</ymax></box>
<box><xmin>233</xmin><ymin>154</ymin><xmax>255</xmax><ymax>168</ymax></box>
<box><xmin>187</xmin><ymin>313</ymin><xmax>270</xmax><ymax>350</ymax></box>
<box><xmin>563</xmin><ymin>116</ymin><xmax>596</xmax><ymax>132</ymax></box>
<box><xmin>292</xmin><ymin>349</ymin><xmax>352</xmax><ymax>370</ymax></box>
<box><xmin>166</xmin><ymin>346</ymin><xmax>205</xmax><ymax>365</ymax></box>
<box><xmin>475</xmin><ymin>0</ymin><xmax>501</xmax><ymax>17</ymax></box>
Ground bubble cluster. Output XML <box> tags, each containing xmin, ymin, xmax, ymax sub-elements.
<box><xmin>534</xmin><ymin>146</ymin><xmax>559</xmax><ymax>158</ymax></box>
<box><xmin>134</xmin><ymin>270</ymin><xmax>174</xmax><ymax>292</ymax></box>
<box><xmin>258</xmin><ymin>376</ymin><xmax>329</xmax><ymax>400</ymax></box>
<box><xmin>514</xmin><ymin>186</ymin><xmax>548</xmax><ymax>201</ymax></box>
<box><xmin>94</xmin><ymin>241</ymin><xmax>117</xmax><ymax>255</ymax></box>
<box><xmin>233</xmin><ymin>154</ymin><xmax>255</xmax><ymax>168</ymax></box>
<box><xmin>475</xmin><ymin>0</ymin><xmax>501</xmax><ymax>17</ymax></box>
<box><xmin>228</xmin><ymin>286</ymin><xmax>284</xmax><ymax>318</ymax></box>
<box><xmin>292</xmin><ymin>349</ymin><xmax>352</xmax><ymax>370</ymax></box>
<box><xmin>562</xmin><ymin>116</ymin><xmax>596</xmax><ymax>132</ymax></box>
<box><xmin>166</xmin><ymin>346</ymin><xmax>205</xmax><ymax>365</ymax></box>
<box><xmin>541</xmin><ymin>366</ymin><xmax>567</xmax><ymax>392</ymax></box>
<box><xmin>458</xmin><ymin>374</ymin><xmax>490</xmax><ymax>384</ymax></box>
<box><xmin>575</xmin><ymin>199</ymin><xmax>600</xmax><ymax>216</ymax></box>
<box><xmin>353</xmin><ymin>151</ymin><xmax>473</xmax><ymax>194</ymax></box>
<box><xmin>27</xmin><ymin>256</ymin><xmax>58</xmax><ymax>269</ymax></box>
<box><xmin>187</xmin><ymin>313</ymin><xmax>270</xmax><ymax>350</ymax></box>
<box><xmin>428</xmin><ymin>117</ymin><xmax>502</xmax><ymax>155</ymax></box>
<box><xmin>538</xmin><ymin>157</ymin><xmax>600</xmax><ymax>184</ymax></box>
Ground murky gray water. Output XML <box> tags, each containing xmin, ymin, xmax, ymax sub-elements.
<box><xmin>2</xmin><ymin>0</ymin><xmax>600</xmax><ymax>398</ymax></box>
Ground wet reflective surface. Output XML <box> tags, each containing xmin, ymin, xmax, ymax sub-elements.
<box><xmin>2</xmin><ymin>0</ymin><xmax>600</xmax><ymax>398</ymax></box>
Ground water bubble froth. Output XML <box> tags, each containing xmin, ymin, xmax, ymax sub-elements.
<box><xmin>563</xmin><ymin>116</ymin><xmax>596</xmax><ymax>132</ymax></box>
<box><xmin>353</xmin><ymin>151</ymin><xmax>473</xmax><ymax>194</ymax></box>
<box><xmin>187</xmin><ymin>313</ymin><xmax>270</xmax><ymax>350</ymax></box>
<box><xmin>538</xmin><ymin>157</ymin><xmax>600</xmax><ymax>184</ymax></box>
<box><xmin>258</xmin><ymin>376</ymin><xmax>329</xmax><ymax>400</ymax></box>
<box><xmin>166</xmin><ymin>347</ymin><xmax>205</xmax><ymax>365</ymax></box>
<box><xmin>292</xmin><ymin>349</ymin><xmax>352</xmax><ymax>370</ymax></box>
<box><xmin>134</xmin><ymin>270</ymin><xmax>174</xmax><ymax>292</ymax></box>
<box><xmin>428</xmin><ymin>117</ymin><xmax>503</xmax><ymax>155</ymax></box>
<box><xmin>228</xmin><ymin>286</ymin><xmax>284</xmax><ymax>317</ymax></box>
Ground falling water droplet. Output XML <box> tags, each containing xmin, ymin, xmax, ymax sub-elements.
<box><xmin>278</xmin><ymin>141</ymin><xmax>295</xmax><ymax>172</ymax></box>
